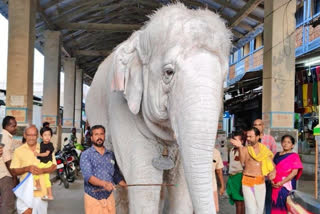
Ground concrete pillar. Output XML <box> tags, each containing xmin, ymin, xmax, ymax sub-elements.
<box><xmin>74</xmin><ymin>68</ymin><xmax>83</xmax><ymax>129</ymax></box>
<box><xmin>63</xmin><ymin>58</ymin><xmax>76</xmax><ymax>127</ymax></box>
<box><xmin>42</xmin><ymin>31</ymin><xmax>61</xmax><ymax>126</ymax></box>
<box><xmin>262</xmin><ymin>0</ymin><xmax>296</xmax><ymax>130</ymax></box>
<box><xmin>6</xmin><ymin>0</ymin><xmax>36</xmax><ymax>125</ymax></box>
<box><xmin>42</xmin><ymin>30</ymin><xmax>61</xmax><ymax>150</ymax></box>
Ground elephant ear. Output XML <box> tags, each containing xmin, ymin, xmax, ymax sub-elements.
<box><xmin>111</xmin><ymin>31</ymin><xmax>144</xmax><ymax>115</ymax></box>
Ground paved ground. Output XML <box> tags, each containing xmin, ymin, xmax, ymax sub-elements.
<box><xmin>48</xmin><ymin>178</ymin><xmax>84</xmax><ymax>214</ymax></box>
<box><xmin>47</xmin><ymin>176</ymin><xmax>235</xmax><ymax>214</ymax></box>
<box><xmin>219</xmin><ymin>193</ymin><xmax>236</xmax><ymax>213</ymax></box>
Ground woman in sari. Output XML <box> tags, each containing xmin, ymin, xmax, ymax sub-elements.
<box><xmin>271</xmin><ymin>135</ymin><xmax>303</xmax><ymax>214</ymax></box>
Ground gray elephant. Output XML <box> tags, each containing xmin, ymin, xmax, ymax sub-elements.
<box><xmin>85</xmin><ymin>3</ymin><xmax>231</xmax><ymax>214</ymax></box>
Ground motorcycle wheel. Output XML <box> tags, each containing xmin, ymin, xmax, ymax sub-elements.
<box><xmin>67</xmin><ymin>167</ymin><xmax>76</xmax><ymax>183</ymax></box>
<box><xmin>68</xmin><ymin>176</ymin><xmax>75</xmax><ymax>183</ymax></box>
<box><xmin>60</xmin><ymin>173</ymin><xmax>69</xmax><ymax>189</ymax></box>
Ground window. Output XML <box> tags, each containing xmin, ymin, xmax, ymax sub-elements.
<box><xmin>295</xmin><ymin>4</ymin><xmax>304</xmax><ymax>25</ymax></box>
<box><xmin>244</xmin><ymin>43</ymin><xmax>250</xmax><ymax>56</ymax></box>
<box><xmin>313</xmin><ymin>0</ymin><xmax>320</xmax><ymax>16</ymax></box>
<box><xmin>229</xmin><ymin>55</ymin><xmax>234</xmax><ymax>64</ymax></box>
<box><xmin>254</xmin><ymin>34</ymin><xmax>263</xmax><ymax>50</ymax></box>
<box><xmin>239</xmin><ymin>47</ymin><xmax>244</xmax><ymax>58</ymax></box>
<box><xmin>233</xmin><ymin>51</ymin><xmax>238</xmax><ymax>63</ymax></box>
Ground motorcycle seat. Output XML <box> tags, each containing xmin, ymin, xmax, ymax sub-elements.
<box><xmin>288</xmin><ymin>190</ymin><xmax>320</xmax><ymax>214</ymax></box>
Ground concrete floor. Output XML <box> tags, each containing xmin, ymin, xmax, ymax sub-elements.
<box><xmin>47</xmin><ymin>176</ymin><xmax>235</xmax><ymax>214</ymax></box>
<box><xmin>48</xmin><ymin>179</ymin><xmax>85</xmax><ymax>214</ymax></box>
<box><xmin>47</xmin><ymin>175</ymin><xmax>317</xmax><ymax>214</ymax></box>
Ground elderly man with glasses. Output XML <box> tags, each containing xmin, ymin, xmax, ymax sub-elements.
<box><xmin>10</xmin><ymin>125</ymin><xmax>57</xmax><ymax>214</ymax></box>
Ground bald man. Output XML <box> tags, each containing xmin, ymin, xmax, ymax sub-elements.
<box><xmin>253</xmin><ymin>119</ymin><xmax>276</xmax><ymax>214</ymax></box>
<box><xmin>253</xmin><ymin>119</ymin><xmax>277</xmax><ymax>154</ymax></box>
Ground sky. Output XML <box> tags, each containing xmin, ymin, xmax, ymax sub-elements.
<box><xmin>0</xmin><ymin>14</ymin><xmax>46</xmax><ymax>94</ymax></box>
<box><xmin>0</xmin><ymin>14</ymin><xmax>89</xmax><ymax>101</ymax></box>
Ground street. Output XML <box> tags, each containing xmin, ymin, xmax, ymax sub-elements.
<box><xmin>47</xmin><ymin>176</ymin><xmax>235</xmax><ymax>214</ymax></box>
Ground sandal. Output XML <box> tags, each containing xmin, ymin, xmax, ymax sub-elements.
<box><xmin>41</xmin><ymin>195</ymin><xmax>54</xmax><ymax>201</ymax></box>
<box><xmin>33</xmin><ymin>186</ymin><xmax>41</xmax><ymax>191</ymax></box>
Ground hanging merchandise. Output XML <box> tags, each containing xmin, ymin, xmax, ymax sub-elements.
<box><xmin>296</xmin><ymin>71</ymin><xmax>303</xmax><ymax>109</ymax></box>
<box><xmin>311</xmin><ymin>67</ymin><xmax>318</xmax><ymax>105</ymax></box>
<box><xmin>302</xmin><ymin>83</ymin><xmax>308</xmax><ymax>107</ymax></box>
<box><xmin>307</xmin><ymin>68</ymin><xmax>313</xmax><ymax>106</ymax></box>
<box><xmin>307</xmin><ymin>82</ymin><xmax>313</xmax><ymax>106</ymax></box>
<box><xmin>317</xmin><ymin>66</ymin><xmax>320</xmax><ymax>104</ymax></box>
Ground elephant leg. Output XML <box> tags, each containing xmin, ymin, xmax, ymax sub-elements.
<box><xmin>125</xmin><ymin>141</ymin><xmax>163</xmax><ymax>214</ymax></box>
<box><xmin>167</xmin><ymin>161</ymin><xmax>193</xmax><ymax>214</ymax></box>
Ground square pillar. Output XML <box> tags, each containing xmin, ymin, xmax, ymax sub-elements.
<box><xmin>262</xmin><ymin>0</ymin><xmax>296</xmax><ymax>130</ymax></box>
<box><xmin>6</xmin><ymin>0</ymin><xmax>36</xmax><ymax>125</ymax></box>
<box><xmin>63</xmin><ymin>58</ymin><xmax>76</xmax><ymax>128</ymax></box>
<box><xmin>42</xmin><ymin>31</ymin><xmax>61</xmax><ymax>126</ymax></box>
<box><xmin>75</xmin><ymin>68</ymin><xmax>83</xmax><ymax>129</ymax></box>
<box><xmin>42</xmin><ymin>30</ymin><xmax>61</xmax><ymax>150</ymax></box>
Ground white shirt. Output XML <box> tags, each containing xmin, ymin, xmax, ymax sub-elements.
<box><xmin>212</xmin><ymin>149</ymin><xmax>224</xmax><ymax>191</ymax></box>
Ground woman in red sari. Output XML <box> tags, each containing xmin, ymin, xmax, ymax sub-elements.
<box><xmin>271</xmin><ymin>135</ymin><xmax>303</xmax><ymax>214</ymax></box>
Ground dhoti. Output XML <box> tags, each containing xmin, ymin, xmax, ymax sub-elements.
<box><xmin>84</xmin><ymin>193</ymin><xmax>116</xmax><ymax>214</ymax></box>
<box><xmin>242</xmin><ymin>175</ymin><xmax>266</xmax><ymax>214</ymax></box>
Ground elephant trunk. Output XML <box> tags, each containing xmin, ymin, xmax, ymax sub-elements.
<box><xmin>170</xmin><ymin>53</ymin><xmax>223</xmax><ymax>213</ymax></box>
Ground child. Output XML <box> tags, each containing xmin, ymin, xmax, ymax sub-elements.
<box><xmin>226</xmin><ymin>131</ymin><xmax>245</xmax><ymax>214</ymax></box>
<box><xmin>34</xmin><ymin>126</ymin><xmax>55</xmax><ymax>200</ymax></box>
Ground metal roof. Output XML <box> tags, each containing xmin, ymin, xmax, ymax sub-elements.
<box><xmin>0</xmin><ymin>0</ymin><xmax>265</xmax><ymax>85</ymax></box>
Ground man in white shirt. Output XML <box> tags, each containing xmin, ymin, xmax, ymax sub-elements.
<box><xmin>212</xmin><ymin>148</ymin><xmax>225</xmax><ymax>212</ymax></box>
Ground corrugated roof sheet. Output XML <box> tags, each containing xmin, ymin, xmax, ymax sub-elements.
<box><xmin>0</xmin><ymin>0</ymin><xmax>265</xmax><ymax>85</ymax></box>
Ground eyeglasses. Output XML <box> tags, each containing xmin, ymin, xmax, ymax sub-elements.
<box><xmin>26</xmin><ymin>134</ymin><xmax>38</xmax><ymax>137</ymax></box>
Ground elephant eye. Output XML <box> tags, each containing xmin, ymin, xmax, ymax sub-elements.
<box><xmin>162</xmin><ymin>68</ymin><xmax>175</xmax><ymax>84</ymax></box>
<box><xmin>165</xmin><ymin>69</ymin><xmax>174</xmax><ymax>76</ymax></box>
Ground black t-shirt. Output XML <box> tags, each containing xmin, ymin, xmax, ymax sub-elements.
<box><xmin>38</xmin><ymin>142</ymin><xmax>54</xmax><ymax>163</ymax></box>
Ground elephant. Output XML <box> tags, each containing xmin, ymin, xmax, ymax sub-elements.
<box><xmin>85</xmin><ymin>3</ymin><xmax>231</xmax><ymax>214</ymax></box>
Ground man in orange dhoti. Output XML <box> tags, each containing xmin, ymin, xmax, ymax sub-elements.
<box><xmin>80</xmin><ymin>125</ymin><xmax>126</xmax><ymax>214</ymax></box>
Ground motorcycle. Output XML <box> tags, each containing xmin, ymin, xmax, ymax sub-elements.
<box><xmin>63</xmin><ymin>151</ymin><xmax>76</xmax><ymax>182</ymax></box>
<box><xmin>55</xmin><ymin>150</ymin><xmax>69</xmax><ymax>189</ymax></box>
<box><xmin>63</xmin><ymin>137</ymin><xmax>81</xmax><ymax>173</ymax></box>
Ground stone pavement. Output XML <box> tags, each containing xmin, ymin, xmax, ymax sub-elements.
<box><xmin>218</xmin><ymin>193</ymin><xmax>236</xmax><ymax>213</ymax></box>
